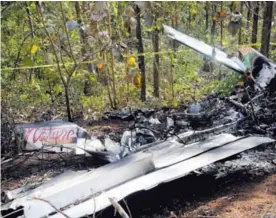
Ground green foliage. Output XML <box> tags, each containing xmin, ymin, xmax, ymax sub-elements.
<box><xmin>1</xmin><ymin>1</ymin><xmax>275</xmax><ymax>122</ymax></box>
<box><xmin>213</xmin><ymin>72</ymin><xmax>243</xmax><ymax>95</ymax></box>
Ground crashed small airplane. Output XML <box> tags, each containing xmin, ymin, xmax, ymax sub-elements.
<box><xmin>2</xmin><ymin>25</ymin><xmax>276</xmax><ymax>218</ymax></box>
<box><xmin>162</xmin><ymin>24</ymin><xmax>276</xmax><ymax>92</ymax></box>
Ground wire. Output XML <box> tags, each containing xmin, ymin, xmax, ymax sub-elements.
<box><xmin>2</xmin><ymin>42</ymin><xmax>276</xmax><ymax>72</ymax></box>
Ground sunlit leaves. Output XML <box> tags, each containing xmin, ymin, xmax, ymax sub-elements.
<box><xmin>72</xmin><ymin>71</ymin><xmax>77</xmax><ymax>77</ymax></box>
<box><xmin>53</xmin><ymin>84</ymin><xmax>63</xmax><ymax>94</ymax></box>
<box><xmin>20</xmin><ymin>93</ymin><xmax>29</xmax><ymax>101</ymax></box>
<box><xmin>30</xmin><ymin>45</ymin><xmax>39</xmax><ymax>54</ymax></box>
<box><xmin>89</xmin><ymin>75</ymin><xmax>96</xmax><ymax>83</ymax></box>
<box><xmin>190</xmin><ymin>8</ymin><xmax>197</xmax><ymax>16</ymax></box>
<box><xmin>127</xmin><ymin>56</ymin><xmax>136</xmax><ymax>67</ymax></box>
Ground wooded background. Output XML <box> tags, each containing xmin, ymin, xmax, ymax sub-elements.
<box><xmin>1</xmin><ymin>1</ymin><xmax>275</xmax><ymax>122</ymax></box>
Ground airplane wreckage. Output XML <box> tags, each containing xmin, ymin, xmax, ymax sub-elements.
<box><xmin>1</xmin><ymin>25</ymin><xmax>276</xmax><ymax>218</ymax></box>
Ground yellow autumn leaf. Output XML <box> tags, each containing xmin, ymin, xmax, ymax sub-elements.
<box><xmin>190</xmin><ymin>8</ymin><xmax>197</xmax><ymax>15</ymax></box>
<box><xmin>72</xmin><ymin>71</ymin><xmax>77</xmax><ymax>77</ymax></box>
<box><xmin>31</xmin><ymin>45</ymin><xmax>39</xmax><ymax>54</ymax></box>
<box><xmin>127</xmin><ymin>56</ymin><xmax>136</xmax><ymax>67</ymax></box>
<box><xmin>89</xmin><ymin>75</ymin><xmax>96</xmax><ymax>83</ymax></box>
<box><xmin>133</xmin><ymin>73</ymin><xmax>141</xmax><ymax>88</ymax></box>
<box><xmin>53</xmin><ymin>84</ymin><xmax>63</xmax><ymax>94</ymax></box>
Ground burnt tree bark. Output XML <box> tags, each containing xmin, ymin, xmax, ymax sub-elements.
<box><xmin>135</xmin><ymin>5</ymin><xmax>146</xmax><ymax>101</ymax></box>
<box><xmin>261</xmin><ymin>1</ymin><xmax>274</xmax><ymax>57</ymax></box>
<box><xmin>251</xmin><ymin>2</ymin><xmax>259</xmax><ymax>49</ymax></box>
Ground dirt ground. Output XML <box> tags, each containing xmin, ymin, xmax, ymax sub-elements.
<box><xmin>180</xmin><ymin>174</ymin><xmax>276</xmax><ymax>218</ymax></box>
<box><xmin>99</xmin><ymin>172</ymin><xmax>276</xmax><ymax>218</ymax></box>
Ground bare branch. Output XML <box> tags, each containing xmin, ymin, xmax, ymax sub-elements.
<box><xmin>37</xmin><ymin>4</ymin><xmax>66</xmax><ymax>85</ymax></box>
<box><xmin>109</xmin><ymin>197</ymin><xmax>130</xmax><ymax>218</ymax></box>
<box><xmin>60</xmin><ymin>2</ymin><xmax>77</xmax><ymax>77</ymax></box>
<box><xmin>31</xmin><ymin>197</ymin><xmax>70</xmax><ymax>218</ymax></box>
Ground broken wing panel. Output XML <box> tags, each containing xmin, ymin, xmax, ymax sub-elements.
<box><xmin>163</xmin><ymin>24</ymin><xmax>246</xmax><ymax>74</ymax></box>
<box><xmin>47</xmin><ymin>136</ymin><xmax>274</xmax><ymax>218</ymax></box>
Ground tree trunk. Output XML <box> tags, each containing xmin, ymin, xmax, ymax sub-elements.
<box><xmin>170</xmin><ymin>8</ymin><xmax>177</xmax><ymax>99</ymax></box>
<box><xmin>245</xmin><ymin>2</ymin><xmax>252</xmax><ymax>43</ymax></box>
<box><xmin>107</xmin><ymin>11</ymin><xmax>117</xmax><ymax>109</ymax></box>
<box><xmin>251</xmin><ymin>2</ymin><xmax>259</xmax><ymax>48</ymax></box>
<box><xmin>25</xmin><ymin>3</ymin><xmax>35</xmax><ymax>82</ymax></box>
<box><xmin>205</xmin><ymin>2</ymin><xmax>209</xmax><ymax>31</ymax></box>
<box><xmin>229</xmin><ymin>1</ymin><xmax>234</xmax><ymax>13</ymax></box>
<box><xmin>25</xmin><ymin>5</ymin><xmax>35</xmax><ymax>38</ymax></box>
<box><xmin>220</xmin><ymin>2</ymin><xmax>223</xmax><ymax>47</ymax></box>
<box><xmin>152</xmin><ymin>28</ymin><xmax>159</xmax><ymax>98</ymax></box>
<box><xmin>261</xmin><ymin>1</ymin><xmax>274</xmax><ymax>57</ymax></box>
<box><xmin>238</xmin><ymin>1</ymin><xmax>244</xmax><ymax>44</ymax></box>
<box><xmin>75</xmin><ymin>2</ymin><xmax>92</xmax><ymax>96</ymax></box>
<box><xmin>74</xmin><ymin>2</ymin><xmax>87</xmax><ymax>55</ymax></box>
<box><xmin>64</xmin><ymin>86</ymin><xmax>72</xmax><ymax>122</ymax></box>
<box><xmin>135</xmin><ymin>5</ymin><xmax>146</xmax><ymax>101</ymax></box>
<box><xmin>211</xmin><ymin>4</ymin><xmax>217</xmax><ymax>45</ymax></box>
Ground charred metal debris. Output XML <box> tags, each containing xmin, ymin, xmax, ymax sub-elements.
<box><xmin>1</xmin><ymin>25</ymin><xmax>276</xmax><ymax>218</ymax></box>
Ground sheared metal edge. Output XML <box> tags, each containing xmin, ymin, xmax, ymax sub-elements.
<box><xmin>2</xmin><ymin>124</ymin><xmax>236</xmax><ymax>208</ymax></box>
<box><xmin>3</xmin><ymin>170</ymin><xmax>90</xmax><ymax>202</ymax></box>
<box><xmin>153</xmin><ymin>133</ymin><xmax>240</xmax><ymax>169</ymax></box>
<box><xmin>163</xmin><ymin>24</ymin><xmax>246</xmax><ymax>74</ymax></box>
<box><xmin>48</xmin><ymin>136</ymin><xmax>274</xmax><ymax>218</ymax></box>
<box><xmin>136</xmin><ymin>121</ymin><xmax>238</xmax><ymax>154</ymax></box>
<box><xmin>7</xmin><ymin>153</ymin><xmax>155</xmax><ymax>218</ymax></box>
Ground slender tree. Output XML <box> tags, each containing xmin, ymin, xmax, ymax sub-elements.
<box><xmin>238</xmin><ymin>2</ymin><xmax>244</xmax><ymax>45</ymax></box>
<box><xmin>251</xmin><ymin>2</ymin><xmax>259</xmax><ymax>49</ymax></box>
<box><xmin>205</xmin><ymin>2</ymin><xmax>209</xmax><ymax>31</ymax></box>
<box><xmin>152</xmin><ymin>11</ymin><xmax>159</xmax><ymax>98</ymax></box>
<box><xmin>261</xmin><ymin>1</ymin><xmax>274</xmax><ymax>57</ymax></box>
<box><xmin>211</xmin><ymin>4</ymin><xmax>217</xmax><ymax>45</ymax></box>
<box><xmin>25</xmin><ymin>2</ymin><xmax>35</xmax><ymax>82</ymax></box>
<box><xmin>220</xmin><ymin>2</ymin><xmax>223</xmax><ymax>47</ymax></box>
<box><xmin>245</xmin><ymin>2</ymin><xmax>252</xmax><ymax>43</ymax></box>
<box><xmin>135</xmin><ymin>4</ymin><xmax>146</xmax><ymax>101</ymax></box>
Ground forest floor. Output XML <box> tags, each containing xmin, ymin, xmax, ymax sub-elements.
<box><xmin>136</xmin><ymin>173</ymin><xmax>276</xmax><ymax>218</ymax></box>
<box><xmin>1</xmin><ymin>119</ymin><xmax>276</xmax><ymax>218</ymax></box>
<box><xmin>179</xmin><ymin>173</ymin><xmax>276</xmax><ymax>218</ymax></box>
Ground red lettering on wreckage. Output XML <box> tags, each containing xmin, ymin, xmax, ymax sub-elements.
<box><xmin>25</xmin><ymin>127</ymin><xmax>76</xmax><ymax>144</ymax></box>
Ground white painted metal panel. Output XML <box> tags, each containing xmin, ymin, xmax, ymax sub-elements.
<box><xmin>49</xmin><ymin>136</ymin><xmax>274</xmax><ymax>218</ymax></box>
<box><xmin>9</xmin><ymin>153</ymin><xmax>155</xmax><ymax>218</ymax></box>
